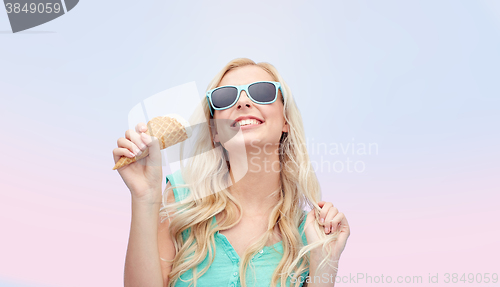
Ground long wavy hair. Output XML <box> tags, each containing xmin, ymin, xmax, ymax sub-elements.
<box><xmin>159</xmin><ymin>58</ymin><xmax>340</xmax><ymax>287</ymax></box>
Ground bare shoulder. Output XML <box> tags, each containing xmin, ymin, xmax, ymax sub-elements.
<box><xmin>158</xmin><ymin>181</ymin><xmax>177</xmax><ymax>287</ymax></box>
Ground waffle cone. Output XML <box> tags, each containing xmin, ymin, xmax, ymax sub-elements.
<box><xmin>112</xmin><ymin>115</ymin><xmax>189</xmax><ymax>170</ymax></box>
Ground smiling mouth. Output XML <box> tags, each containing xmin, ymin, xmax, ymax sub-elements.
<box><xmin>231</xmin><ymin>119</ymin><xmax>263</xmax><ymax>127</ymax></box>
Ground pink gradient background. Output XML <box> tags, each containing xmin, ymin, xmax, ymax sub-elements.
<box><xmin>2</xmin><ymin>137</ymin><xmax>498</xmax><ymax>287</ymax></box>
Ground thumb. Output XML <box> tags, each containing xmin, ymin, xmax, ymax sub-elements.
<box><xmin>143</xmin><ymin>133</ymin><xmax>162</xmax><ymax>168</ymax></box>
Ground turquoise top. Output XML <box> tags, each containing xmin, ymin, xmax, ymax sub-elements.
<box><xmin>166</xmin><ymin>170</ymin><xmax>309</xmax><ymax>287</ymax></box>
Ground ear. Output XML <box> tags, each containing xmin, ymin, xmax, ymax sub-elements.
<box><xmin>282</xmin><ymin>121</ymin><xmax>289</xmax><ymax>133</ymax></box>
<box><xmin>210</xmin><ymin>118</ymin><xmax>220</xmax><ymax>143</ymax></box>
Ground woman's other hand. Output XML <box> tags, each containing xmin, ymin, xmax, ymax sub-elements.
<box><xmin>304</xmin><ymin>201</ymin><xmax>351</xmax><ymax>261</ymax></box>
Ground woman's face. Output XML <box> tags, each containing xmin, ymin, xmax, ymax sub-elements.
<box><xmin>213</xmin><ymin>65</ymin><xmax>289</xmax><ymax>151</ymax></box>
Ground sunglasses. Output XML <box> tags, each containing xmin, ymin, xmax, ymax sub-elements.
<box><xmin>206</xmin><ymin>81</ymin><xmax>283</xmax><ymax>116</ymax></box>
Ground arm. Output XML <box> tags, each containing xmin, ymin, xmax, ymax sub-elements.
<box><xmin>124</xmin><ymin>182</ymin><xmax>176</xmax><ymax>287</ymax></box>
<box><xmin>306</xmin><ymin>251</ymin><xmax>338</xmax><ymax>287</ymax></box>
<box><xmin>302</xmin><ymin>201</ymin><xmax>350</xmax><ymax>287</ymax></box>
<box><xmin>158</xmin><ymin>183</ymin><xmax>177</xmax><ymax>287</ymax></box>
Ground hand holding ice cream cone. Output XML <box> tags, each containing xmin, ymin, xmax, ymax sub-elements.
<box><xmin>112</xmin><ymin>114</ymin><xmax>192</xmax><ymax>202</ymax></box>
<box><xmin>112</xmin><ymin>114</ymin><xmax>192</xmax><ymax>170</ymax></box>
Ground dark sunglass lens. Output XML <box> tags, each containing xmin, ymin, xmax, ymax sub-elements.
<box><xmin>211</xmin><ymin>87</ymin><xmax>238</xmax><ymax>109</ymax></box>
<box><xmin>248</xmin><ymin>82</ymin><xmax>276</xmax><ymax>102</ymax></box>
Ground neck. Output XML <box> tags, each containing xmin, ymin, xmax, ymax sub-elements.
<box><xmin>226</xmin><ymin>145</ymin><xmax>282</xmax><ymax>217</ymax></box>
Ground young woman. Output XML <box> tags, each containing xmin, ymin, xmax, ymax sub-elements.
<box><xmin>115</xmin><ymin>58</ymin><xmax>350</xmax><ymax>287</ymax></box>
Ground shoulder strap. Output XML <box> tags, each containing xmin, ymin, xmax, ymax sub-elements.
<box><xmin>165</xmin><ymin>169</ymin><xmax>192</xmax><ymax>242</ymax></box>
<box><xmin>165</xmin><ymin>169</ymin><xmax>191</xmax><ymax>202</ymax></box>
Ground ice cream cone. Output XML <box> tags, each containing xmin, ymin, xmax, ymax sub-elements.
<box><xmin>112</xmin><ymin>114</ymin><xmax>192</xmax><ymax>170</ymax></box>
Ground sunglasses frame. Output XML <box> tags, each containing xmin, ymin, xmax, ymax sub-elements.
<box><xmin>206</xmin><ymin>81</ymin><xmax>283</xmax><ymax>116</ymax></box>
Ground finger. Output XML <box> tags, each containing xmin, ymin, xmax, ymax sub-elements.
<box><xmin>135</xmin><ymin>122</ymin><xmax>148</xmax><ymax>134</ymax></box>
<box><xmin>112</xmin><ymin>147</ymin><xmax>136</xmax><ymax>163</ymax></box>
<box><xmin>117</xmin><ymin>137</ymin><xmax>141</xmax><ymax>157</ymax></box>
<box><xmin>141</xmin><ymin>131</ymin><xmax>152</xmax><ymax>146</ymax></box>
<box><xmin>330</xmin><ymin>212</ymin><xmax>344</xmax><ymax>233</ymax></box>
<box><xmin>318</xmin><ymin>202</ymin><xmax>333</xmax><ymax>224</ymax></box>
<box><xmin>143</xmin><ymin>133</ymin><xmax>161</xmax><ymax>167</ymax></box>
<box><xmin>125</xmin><ymin>129</ymin><xmax>146</xmax><ymax>155</ymax></box>
<box><xmin>324</xmin><ymin>206</ymin><xmax>339</xmax><ymax>234</ymax></box>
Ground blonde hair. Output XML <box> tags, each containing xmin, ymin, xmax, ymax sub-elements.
<box><xmin>160</xmin><ymin>58</ymin><xmax>340</xmax><ymax>287</ymax></box>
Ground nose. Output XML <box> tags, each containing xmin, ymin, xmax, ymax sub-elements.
<box><xmin>235</xmin><ymin>90</ymin><xmax>253</xmax><ymax>111</ymax></box>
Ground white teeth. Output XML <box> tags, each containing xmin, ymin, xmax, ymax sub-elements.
<box><xmin>234</xmin><ymin>119</ymin><xmax>261</xmax><ymax>127</ymax></box>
